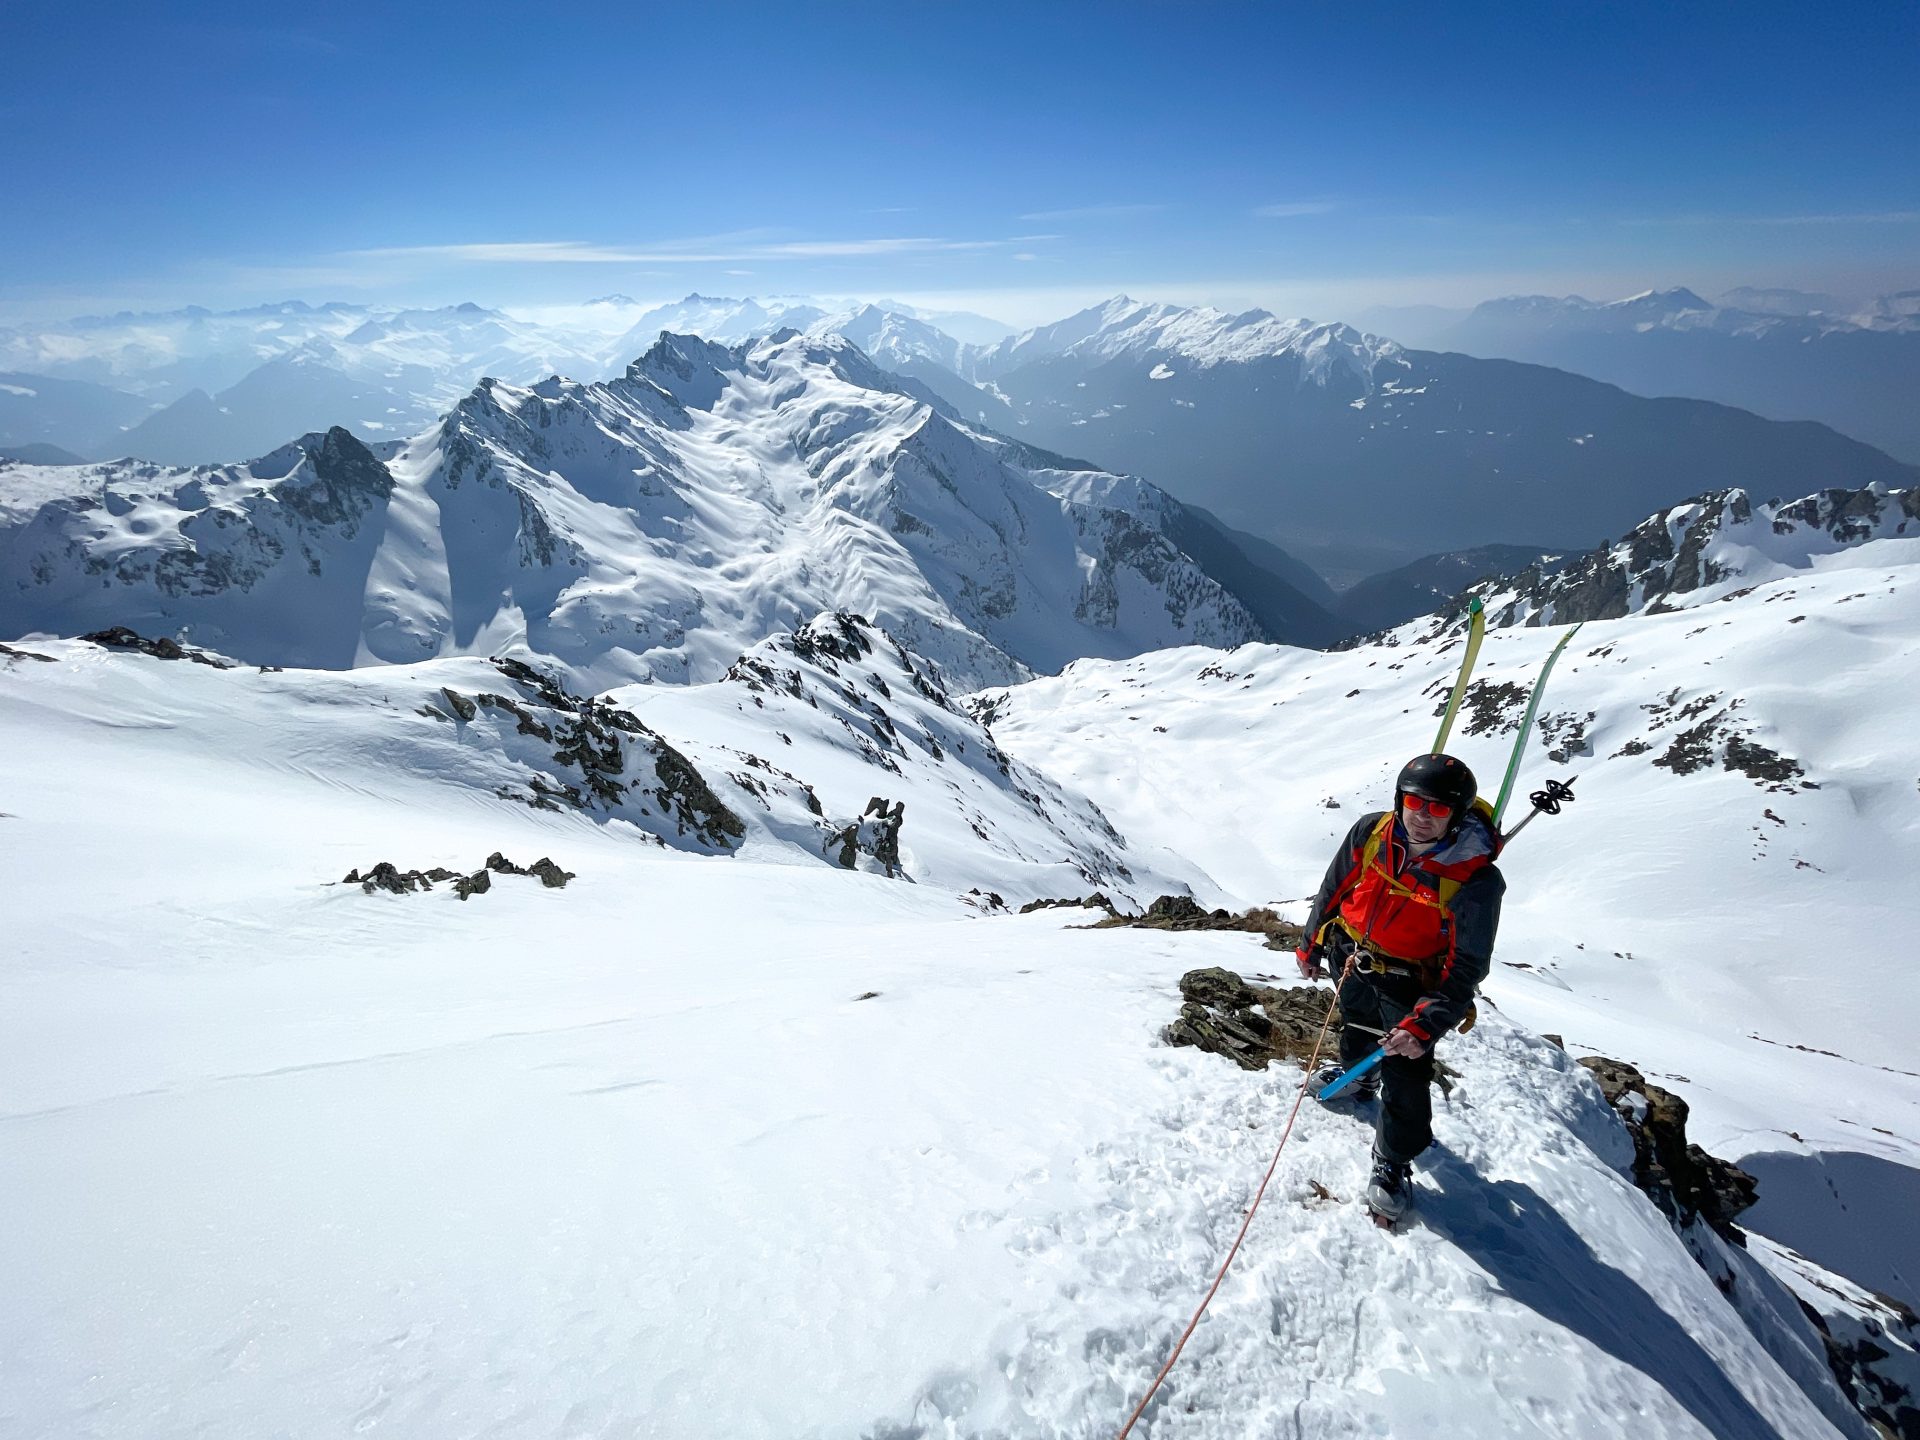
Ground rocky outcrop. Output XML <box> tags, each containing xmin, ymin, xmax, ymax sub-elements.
<box><xmin>1099</xmin><ymin>898</ymin><xmax>1305</xmax><ymax>950</ymax></box>
<box><xmin>1162</xmin><ymin>968</ymin><xmax>1341</xmax><ymax>1071</ymax></box>
<box><xmin>81</xmin><ymin>626</ymin><xmax>234</xmax><ymax>668</ymax></box>
<box><xmin>827</xmin><ymin>796</ymin><xmax>906</xmax><ymax>875</ymax></box>
<box><xmin>342</xmin><ymin>850</ymin><xmax>575</xmax><ymax>901</ymax></box>
<box><xmin>1018</xmin><ymin>893</ymin><xmax>1118</xmax><ymax>916</ymax></box>
<box><xmin>438</xmin><ymin>656</ymin><xmax>744</xmax><ymax>848</ymax></box>
<box><xmin>1576</xmin><ymin>1056</ymin><xmax>1758</xmax><ymax>1239</ymax></box>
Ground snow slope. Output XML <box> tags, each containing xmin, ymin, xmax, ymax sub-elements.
<box><xmin>0</xmin><ymin>627</ymin><xmax>1882</xmax><ymax>1439</ymax></box>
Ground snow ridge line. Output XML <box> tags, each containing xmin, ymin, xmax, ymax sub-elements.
<box><xmin>1116</xmin><ymin>979</ymin><xmax>1342</xmax><ymax>1438</ymax></box>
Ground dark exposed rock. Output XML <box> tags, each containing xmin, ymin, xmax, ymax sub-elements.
<box><xmin>1576</xmin><ymin>1056</ymin><xmax>1758</xmax><ymax>1238</ymax></box>
<box><xmin>1724</xmin><ymin>734</ymin><xmax>1806</xmax><ymax>787</ymax></box>
<box><xmin>1798</xmin><ymin>1294</ymin><xmax>1920</xmax><ymax>1440</ymax></box>
<box><xmin>1427</xmin><ymin>484</ymin><xmax>1913</xmax><ymax>633</ymax></box>
<box><xmin>1162</xmin><ymin>968</ymin><xmax>1340</xmax><ymax>1071</ymax></box>
<box><xmin>1019</xmin><ymin>893</ymin><xmax>1119</xmax><ymax>916</ymax></box>
<box><xmin>343</xmin><ymin>852</ymin><xmax>572</xmax><ymax>900</ymax></box>
<box><xmin>0</xmin><ymin>642</ymin><xmax>56</xmax><ymax>663</ymax></box>
<box><xmin>789</xmin><ymin>611</ymin><xmax>875</xmax><ymax>666</ymax></box>
<box><xmin>1539</xmin><ymin>710</ymin><xmax>1597</xmax><ymax>763</ymax></box>
<box><xmin>81</xmin><ymin>625</ymin><xmax>234</xmax><ymax>668</ymax></box>
<box><xmin>826</xmin><ymin>796</ymin><xmax>906</xmax><ymax>875</ymax></box>
<box><xmin>1095</xmin><ymin>898</ymin><xmax>1307</xmax><ymax>951</ymax></box>
<box><xmin>347</xmin><ymin>861</ymin><xmax>435</xmax><ymax>896</ymax></box>
<box><xmin>1453</xmin><ymin>679</ymin><xmax>1529</xmax><ymax>737</ymax></box>
<box><xmin>476</xmin><ymin>693</ymin><xmax>553</xmax><ymax>742</ymax></box>
<box><xmin>528</xmin><ymin>857</ymin><xmax>575</xmax><ymax>889</ymax></box>
<box><xmin>469</xmin><ymin>659</ymin><xmax>742</xmax><ymax>848</ymax></box>
<box><xmin>649</xmin><ymin>741</ymin><xmax>747</xmax><ymax>848</ymax></box>
<box><xmin>276</xmin><ymin>427</ymin><xmax>394</xmax><ymax>530</ymax></box>
<box><xmin>440</xmin><ymin>687</ymin><xmax>477</xmax><ymax>721</ymax></box>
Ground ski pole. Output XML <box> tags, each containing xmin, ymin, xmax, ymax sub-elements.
<box><xmin>1500</xmin><ymin>775</ymin><xmax>1577</xmax><ymax>846</ymax></box>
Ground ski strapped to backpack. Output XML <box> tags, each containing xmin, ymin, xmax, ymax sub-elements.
<box><xmin>1431</xmin><ymin>597</ymin><xmax>1486</xmax><ymax>753</ymax></box>
<box><xmin>1492</xmin><ymin>621</ymin><xmax>1582</xmax><ymax>825</ymax></box>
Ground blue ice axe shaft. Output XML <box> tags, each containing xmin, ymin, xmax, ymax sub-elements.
<box><xmin>1315</xmin><ymin>1046</ymin><xmax>1385</xmax><ymax>1100</ymax></box>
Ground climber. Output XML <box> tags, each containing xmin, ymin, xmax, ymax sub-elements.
<box><xmin>1295</xmin><ymin>753</ymin><xmax>1505</xmax><ymax>1222</ymax></box>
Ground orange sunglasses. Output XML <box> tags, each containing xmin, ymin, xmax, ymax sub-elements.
<box><xmin>1400</xmin><ymin>793</ymin><xmax>1454</xmax><ymax>819</ymax></box>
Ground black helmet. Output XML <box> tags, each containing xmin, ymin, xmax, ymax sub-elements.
<box><xmin>1396</xmin><ymin>753</ymin><xmax>1477</xmax><ymax>822</ymax></box>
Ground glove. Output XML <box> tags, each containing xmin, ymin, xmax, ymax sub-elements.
<box><xmin>1382</xmin><ymin>1022</ymin><xmax>1431</xmax><ymax>1058</ymax></box>
<box><xmin>1295</xmin><ymin>945</ymin><xmax>1322</xmax><ymax>980</ymax></box>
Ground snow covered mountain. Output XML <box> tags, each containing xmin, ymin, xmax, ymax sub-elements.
<box><xmin>951</xmin><ymin>294</ymin><xmax>1919</xmax><ymax>574</ymax></box>
<box><xmin>1443</xmin><ymin>287</ymin><xmax>1920</xmax><ymax>462</ymax></box>
<box><xmin>4</xmin><ymin>510</ymin><xmax>1916</xmax><ymax>1435</ymax></box>
<box><xmin>970</xmin><ymin>293</ymin><xmax>1402</xmax><ymax>384</ymax></box>
<box><xmin>1</xmin><ymin>330</ymin><xmax>1324</xmax><ymax>689</ymax></box>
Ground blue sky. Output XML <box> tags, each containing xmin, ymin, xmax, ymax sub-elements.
<box><xmin>4</xmin><ymin>1</ymin><xmax>1916</xmax><ymax>326</ymax></box>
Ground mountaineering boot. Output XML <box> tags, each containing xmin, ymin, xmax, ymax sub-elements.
<box><xmin>1308</xmin><ymin>1060</ymin><xmax>1378</xmax><ymax>1105</ymax></box>
<box><xmin>1365</xmin><ymin>1153</ymin><xmax>1414</xmax><ymax>1226</ymax></box>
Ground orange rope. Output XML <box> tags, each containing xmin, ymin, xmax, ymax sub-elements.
<box><xmin>1114</xmin><ymin>968</ymin><xmax>1347</xmax><ymax>1438</ymax></box>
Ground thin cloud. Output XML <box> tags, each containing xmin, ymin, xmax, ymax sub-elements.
<box><xmin>1253</xmin><ymin>201</ymin><xmax>1339</xmax><ymax>219</ymax></box>
<box><xmin>1016</xmin><ymin>204</ymin><xmax>1166</xmax><ymax>222</ymax></box>
<box><xmin>1621</xmin><ymin>210</ymin><xmax>1920</xmax><ymax>227</ymax></box>
<box><xmin>344</xmin><ymin>236</ymin><xmax>1033</xmax><ymax>264</ymax></box>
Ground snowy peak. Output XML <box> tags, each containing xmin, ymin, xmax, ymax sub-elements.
<box><xmin>974</xmin><ymin>295</ymin><xmax>1401</xmax><ymax>384</ymax></box>
<box><xmin>807</xmin><ymin>303</ymin><xmax>971</xmax><ymax>375</ymax></box>
<box><xmin>1607</xmin><ymin>286</ymin><xmax>1713</xmax><ymax>318</ymax></box>
<box><xmin>623</xmin><ymin>331</ymin><xmax>744</xmax><ymax>410</ymax></box>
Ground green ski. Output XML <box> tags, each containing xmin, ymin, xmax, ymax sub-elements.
<box><xmin>1492</xmin><ymin>622</ymin><xmax>1584</xmax><ymax>825</ymax></box>
<box><xmin>1431</xmin><ymin>597</ymin><xmax>1486</xmax><ymax>753</ymax></box>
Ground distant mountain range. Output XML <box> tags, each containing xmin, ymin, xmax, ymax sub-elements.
<box><xmin>933</xmin><ymin>295</ymin><xmax>1917</xmax><ymax>572</ymax></box>
<box><xmin>5</xmin><ymin>290</ymin><xmax>1917</xmax><ymax>609</ymax></box>
<box><xmin>1429</xmin><ymin>287</ymin><xmax>1920</xmax><ymax>463</ymax></box>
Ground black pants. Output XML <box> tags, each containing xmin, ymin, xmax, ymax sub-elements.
<box><xmin>1332</xmin><ymin>966</ymin><xmax>1436</xmax><ymax>1165</ymax></box>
